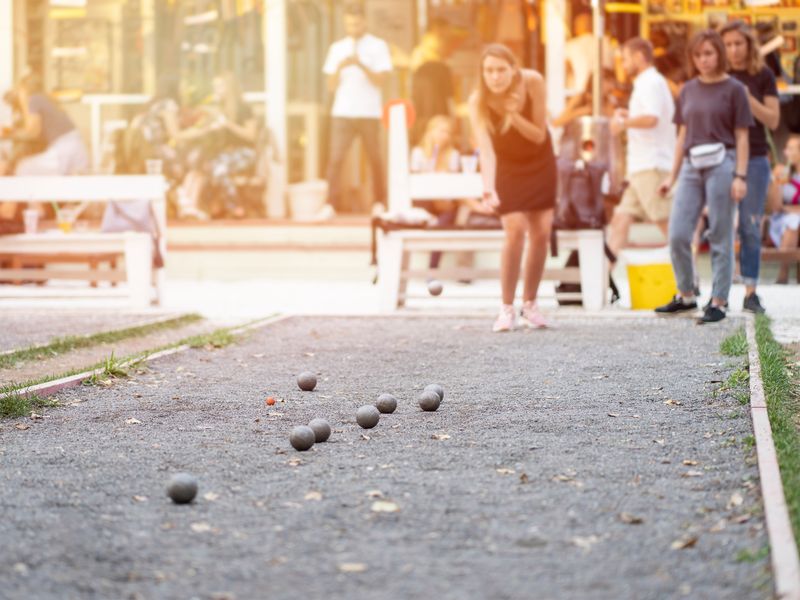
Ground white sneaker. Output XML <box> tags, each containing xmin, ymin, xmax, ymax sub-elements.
<box><xmin>492</xmin><ymin>304</ymin><xmax>516</xmax><ymax>332</ymax></box>
<box><xmin>313</xmin><ymin>204</ymin><xmax>336</xmax><ymax>222</ymax></box>
<box><xmin>519</xmin><ymin>300</ymin><xmax>549</xmax><ymax>328</ymax></box>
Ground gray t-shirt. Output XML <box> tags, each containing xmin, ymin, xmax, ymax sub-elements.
<box><xmin>673</xmin><ymin>77</ymin><xmax>753</xmax><ymax>155</ymax></box>
<box><xmin>27</xmin><ymin>93</ymin><xmax>75</xmax><ymax>146</ymax></box>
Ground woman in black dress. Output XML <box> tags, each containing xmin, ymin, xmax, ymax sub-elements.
<box><xmin>468</xmin><ymin>43</ymin><xmax>557</xmax><ymax>332</ymax></box>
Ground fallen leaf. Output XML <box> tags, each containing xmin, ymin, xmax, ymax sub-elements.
<box><xmin>496</xmin><ymin>468</ymin><xmax>515</xmax><ymax>475</ymax></box>
<box><xmin>203</xmin><ymin>492</ymin><xmax>220</xmax><ymax>502</ymax></box>
<box><xmin>682</xmin><ymin>470</ymin><xmax>703</xmax><ymax>478</ymax></box>
<box><xmin>727</xmin><ymin>492</ymin><xmax>744</xmax><ymax>510</ymax></box>
<box><xmin>338</xmin><ymin>563</ymin><xmax>367</xmax><ymax>573</ymax></box>
<box><xmin>14</xmin><ymin>424</ymin><xmax>30</xmax><ymax>431</ymax></box>
<box><xmin>619</xmin><ymin>512</ymin><xmax>644</xmax><ymax>525</ymax></box>
<box><xmin>370</xmin><ymin>500</ymin><xmax>400</xmax><ymax>513</ymax></box>
<box><xmin>304</xmin><ymin>491</ymin><xmax>323</xmax><ymax>501</ymax></box>
<box><xmin>682</xmin><ymin>459</ymin><xmax>698</xmax><ymax>466</ymax></box>
<box><xmin>287</xmin><ymin>458</ymin><xmax>302</xmax><ymax>467</ymax></box>
<box><xmin>607</xmin><ymin>413</ymin><xmax>620</xmax><ymax>418</ymax></box>
<box><xmin>654</xmin><ymin>439</ymin><xmax>665</xmax><ymax>445</ymax></box>
<box><xmin>519</xmin><ymin>473</ymin><xmax>530</xmax><ymax>484</ymax></box>
<box><xmin>190</xmin><ymin>522</ymin><xmax>212</xmax><ymax>533</ymax></box>
<box><xmin>704</xmin><ymin>432</ymin><xmax>713</xmax><ymax>439</ymax></box>
<box><xmin>252</xmin><ymin>353</ymin><xmax>265</xmax><ymax>358</ymax></box>
<box><xmin>593</xmin><ymin>374</ymin><xmax>609</xmax><ymax>379</ymax></box>
<box><xmin>670</xmin><ymin>535</ymin><xmax>698</xmax><ymax>550</ymax></box>
<box><xmin>365</xmin><ymin>490</ymin><xmax>384</xmax><ymax>499</ymax></box>
<box><xmin>303</xmin><ymin>352</ymin><xmax>315</xmax><ymax>357</ymax></box>
<box><xmin>360</xmin><ymin>434</ymin><xmax>371</xmax><ymax>441</ymax></box>
<box><xmin>732</xmin><ymin>513</ymin><xmax>752</xmax><ymax>524</ymax></box>
<box><xmin>572</xmin><ymin>535</ymin><xmax>600</xmax><ymax>551</ymax></box>
<box><xmin>125</xmin><ymin>418</ymin><xmax>141</xmax><ymax>425</ymax></box>
<box><xmin>431</xmin><ymin>433</ymin><xmax>451</xmax><ymax>441</ymax></box>
<box><xmin>29</xmin><ymin>412</ymin><xmax>43</xmax><ymax>420</ymax></box>
<box><xmin>709</xmin><ymin>519</ymin><xmax>727</xmax><ymax>533</ymax></box>
<box><xmin>664</xmin><ymin>399</ymin><xmax>683</xmax><ymax>406</ymax></box>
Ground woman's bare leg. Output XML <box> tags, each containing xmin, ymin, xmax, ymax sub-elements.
<box><xmin>499</xmin><ymin>212</ymin><xmax>527</xmax><ymax>305</ymax></box>
<box><xmin>777</xmin><ymin>227</ymin><xmax>799</xmax><ymax>283</ymax></box>
<box><xmin>522</xmin><ymin>209</ymin><xmax>554</xmax><ymax>303</ymax></box>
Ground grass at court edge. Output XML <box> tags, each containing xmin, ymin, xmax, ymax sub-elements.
<box><xmin>753</xmin><ymin>315</ymin><xmax>800</xmax><ymax>544</ymax></box>
<box><xmin>0</xmin><ymin>313</ymin><xmax>204</xmax><ymax>370</ymax></box>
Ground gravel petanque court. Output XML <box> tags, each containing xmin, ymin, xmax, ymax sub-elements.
<box><xmin>0</xmin><ymin>316</ymin><xmax>770</xmax><ymax>600</ymax></box>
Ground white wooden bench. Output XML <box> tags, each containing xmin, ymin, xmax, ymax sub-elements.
<box><xmin>0</xmin><ymin>175</ymin><xmax>166</xmax><ymax>307</ymax></box>
<box><xmin>377</xmin><ymin>103</ymin><xmax>608</xmax><ymax>312</ymax></box>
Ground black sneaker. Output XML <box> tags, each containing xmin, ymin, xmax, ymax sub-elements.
<box><xmin>702</xmin><ymin>298</ymin><xmax>728</xmax><ymax>311</ymax></box>
<box><xmin>655</xmin><ymin>295</ymin><xmax>698</xmax><ymax>314</ymax></box>
<box><xmin>698</xmin><ymin>305</ymin><xmax>726</xmax><ymax>324</ymax></box>
<box><xmin>743</xmin><ymin>293</ymin><xmax>766</xmax><ymax>314</ymax></box>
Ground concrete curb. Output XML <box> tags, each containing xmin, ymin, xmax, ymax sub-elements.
<box><xmin>746</xmin><ymin>315</ymin><xmax>800</xmax><ymax>600</ymax></box>
<box><xmin>3</xmin><ymin>314</ymin><xmax>292</xmax><ymax>402</ymax></box>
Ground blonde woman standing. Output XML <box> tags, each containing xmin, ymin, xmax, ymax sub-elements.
<box><xmin>468</xmin><ymin>44</ymin><xmax>557</xmax><ymax>332</ymax></box>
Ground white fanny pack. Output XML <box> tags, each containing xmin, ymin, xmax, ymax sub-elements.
<box><xmin>688</xmin><ymin>143</ymin><xmax>726</xmax><ymax>170</ymax></box>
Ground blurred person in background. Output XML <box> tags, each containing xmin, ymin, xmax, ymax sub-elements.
<box><xmin>768</xmin><ymin>135</ymin><xmax>800</xmax><ymax>284</ymax></box>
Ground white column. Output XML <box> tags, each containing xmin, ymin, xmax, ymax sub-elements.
<box><xmin>265</xmin><ymin>0</ymin><xmax>288</xmax><ymax>218</ymax></box>
<box><xmin>0</xmin><ymin>0</ymin><xmax>13</xmax><ymax>130</ymax></box>
<box><xmin>544</xmin><ymin>0</ymin><xmax>567</xmax><ymax>121</ymax></box>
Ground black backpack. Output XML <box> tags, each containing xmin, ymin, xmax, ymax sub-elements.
<box><xmin>553</xmin><ymin>158</ymin><xmax>607</xmax><ymax>230</ymax></box>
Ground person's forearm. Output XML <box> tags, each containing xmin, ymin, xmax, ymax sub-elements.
<box><xmin>356</xmin><ymin>63</ymin><xmax>386</xmax><ymax>87</ymax></box>
<box><xmin>508</xmin><ymin>112</ymin><xmax>546</xmax><ymax>144</ymax></box>
<box><xmin>226</xmin><ymin>121</ymin><xmax>257</xmax><ymax>144</ymax></box>
<box><xmin>749</xmin><ymin>95</ymin><xmax>779</xmax><ymax>130</ymax></box>
<box><xmin>477</xmin><ymin>137</ymin><xmax>496</xmax><ymax>192</ymax></box>
<box><xmin>623</xmin><ymin>115</ymin><xmax>658</xmax><ymax>130</ymax></box>
<box><xmin>735</xmin><ymin>129</ymin><xmax>749</xmax><ymax>175</ymax></box>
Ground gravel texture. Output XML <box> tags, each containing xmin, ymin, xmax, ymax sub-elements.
<box><xmin>0</xmin><ymin>310</ymin><xmax>173</xmax><ymax>353</ymax></box>
<box><xmin>0</xmin><ymin>316</ymin><xmax>770</xmax><ymax>600</ymax></box>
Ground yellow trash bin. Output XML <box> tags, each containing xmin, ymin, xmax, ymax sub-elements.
<box><xmin>626</xmin><ymin>262</ymin><xmax>677</xmax><ymax>310</ymax></box>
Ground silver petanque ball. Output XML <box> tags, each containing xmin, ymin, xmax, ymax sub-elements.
<box><xmin>418</xmin><ymin>391</ymin><xmax>441</xmax><ymax>412</ymax></box>
<box><xmin>424</xmin><ymin>384</ymin><xmax>444</xmax><ymax>401</ymax></box>
<box><xmin>290</xmin><ymin>425</ymin><xmax>316</xmax><ymax>451</ymax></box>
<box><xmin>356</xmin><ymin>405</ymin><xmax>380</xmax><ymax>429</ymax></box>
<box><xmin>167</xmin><ymin>473</ymin><xmax>198</xmax><ymax>504</ymax></box>
<box><xmin>376</xmin><ymin>393</ymin><xmax>398</xmax><ymax>414</ymax></box>
<box><xmin>308</xmin><ymin>418</ymin><xmax>331</xmax><ymax>443</ymax></box>
<box><xmin>297</xmin><ymin>371</ymin><xmax>317</xmax><ymax>392</ymax></box>
<box><xmin>427</xmin><ymin>280</ymin><xmax>444</xmax><ymax>296</ymax></box>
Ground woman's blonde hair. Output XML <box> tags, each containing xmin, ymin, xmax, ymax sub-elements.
<box><xmin>419</xmin><ymin>115</ymin><xmax>456</xmax><ymax>171</ymax></box>
<box><xmin>474</xmin><ymin>43</ymin><xmax>521</xmax><ymax>134</ymax></box>
<box><xmin>720</xmin><ymin>20</ymin><xmax>764</xmax><ymax>75</ymax></box>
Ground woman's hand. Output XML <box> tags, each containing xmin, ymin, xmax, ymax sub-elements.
<box><xmin>503</xmin><ymin>90</ymin><xmax>523</xmax><ymax>114</ymax></box>
<box><xmin>658</xmin><ymin>176</ymin><xmax>674</xmax><ymax>197</ymax></box>
<box><xmin>773</xmin><ymin>163</ymin><xmax>788</xmax><ymax>184</ymax></box>
<box><xmin>731</xmin><ymin>178</ymin><xmax>747</xmax><ymax>203</ymax></box>
<box><xmin>482</xmin><ymin>189</ymin><xmax>500</xmax><ymax>211</ymax></box>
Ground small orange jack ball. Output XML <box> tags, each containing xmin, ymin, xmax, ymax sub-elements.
<box><xmin>266</xmin><ymin>396</ymin><xmax>276</xmax><ymax>406</ymax></box>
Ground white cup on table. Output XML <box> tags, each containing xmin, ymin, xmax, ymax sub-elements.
<box><xmin>460</xmin><ymin>154</ymin><xmax>478</xmax><ymax>173</ymax></box>
<box><xmin>23</xmin><ymin>209</ymin><xmax>39</xmax><ymax>234</ymax></box>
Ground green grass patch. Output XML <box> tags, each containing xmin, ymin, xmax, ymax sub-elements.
<box><xmin>183</xmin><ymin>329</ymin><xmax>236</xmax><ymax>349</ymax></box>
<box><xmin>735</xmin><ymin>545</ymin><xmax>770</xmax><ymax>563</ymax></box>
<box><xmin>754</xmin><ymin>314</ymin><xmax>800</xmax><ymax>542</ymax></box>
<box><xmin>721</xmin><ymin>328</ymin><xmax>748</xmax><ymax>357</ymax></box>
<box><xmin>0</xmin><ymin>391</ymin><xmax>56</xmax><ymax>418</ymax></box>
<box><xmin>0</xmin><ymin>313</ymin><xmax>203</xmax><ymax>370</ymax></box>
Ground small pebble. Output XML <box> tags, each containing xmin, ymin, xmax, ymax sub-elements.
<box><xmin>297</xmin><ymin>371</ymin><xmax>317</xmax><ymax>392</ymax></box>
<box><xmin>167</xmin><ymin>473</ymin><xmax>198</xmax><ymax>504</ymax></box>
<box><xmin>376</xmin><ymin>393</ymin><xmax>397</xmax><ymax>414</ymax></box>
<box><xmin>418</xmin><ymin>391</ymin><xmax>441</xmax><ymax>412</ymax></box>
<box><xmin>290</xmin><ymin>425</ymin><xmax>316</xmax><ymax>451</ymax></box>
<box><xmin>424</xmin><ymin>384</ymin><xmax>444</xmax><ymax>401</ymax></box>
<box><xmin>356</xmin><ymin>405</ymin><xmax>380</xmax><ymax>429</ymax></box>
<box><xmin>308</xmin><ymin>418</ymin><xmax>331</xmax><ymax>443</ymax></box>
<box><xmin>427</xmin><ymin>280</ymin><xmax>443</xmax><ymax>296</ymax></box>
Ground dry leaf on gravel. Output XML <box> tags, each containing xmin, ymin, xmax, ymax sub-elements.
<box><xmin>682</xmin><ymin>459</ymin><xmax>698</xmax><ymax>466</ymax></box>
<box><xmin>653</xmin><ymin>439</ymin><xmax>665</xmax><ymax>445</ymax></box>
<box><xmin>360</xmin><ymin>434</ymin><xmax>371</xmax><ymax>441</ymax></box>
<box><xmin>727</xmin><ymin>492</ymin><xmax>743</xmax><ymax>510</ymax></box>
<box><xmin>125</xmin><ymin>418</ymin><xmax>141</xmax><ymax>425</ymax></box>
<box><xmin>132</xmin><ymin>495</ymin><xmax>148</xmax><ymax>503</ymax></box>
<box><xmin>203</xmin><ymin>492</ymin><xmax>220</xmax><ymax>502</ymax></box>
<box><xmin>670</xmin><ymin>535</ymin><xmax>698</xmax><ymax>550</ymax></box>
<box><xmin>14</xmin><ymin>424</ymin><xmax>30</xmax><ymax>431</ymax></box>
<box><xmin>370</xmin><ymin>500</ymin><xmax>400</xmax><ymax>513</ymax></box>
<box><xmin>287</xmin><ymin>458</ymin><xmax>302</xmax><ymax>467</ymax></box>
<box><xmin>664</xmin><ymin>399</ymin><xmax>682</xmax><ymax>406</ymax></box>
<box><xmin>190</xmin><ymin>522</ymin><xmax>212</xmax><ymax>533</ymax></box>
<box><xmin>431</xmin><ymin>434</ymin><xmax>451</xmax><ymax>440</ymax></box>
<box><xmin>682</xmin><ymin>470</ymin><xmax>703</xmax><ymax>478</ymax></box>
<box><xmin>29</xmin><ymin>413</ymin><xmax>43</xmax><ymax>420</ymax></box>
<box><xmin>619</xmin><ymin>512</ymin><xmax>644</xmax><ymax>525</ymax></box>
<box><xmin>607</xmin><ymin>413</ymin><xmax>619</xmax><ymax>418</ymax></box>
<box><xmin>572</xmin><ymin>535</ymin><xmax>600</xmax><ymax>552</ymax></box>
<box><xmin>304</xmin><ymin>491</ymin><xmax>323</xmax><ymax>501</ymax></box>
<box><xmin>366</xmin><ymin>490</ymin><xmax>384</xmax><ymax>499</ymax></box>
<box><xmin>703</xmin><ymin>432</ymin><xmax>713</xmax><ymax>438</ymax></box>
<box><xmin>709</xmin><ymin>519</ymin><xmax>727</xmax><ymax>533</ymax></box>
<box><xmin>338</xmin><ymin>563</ymin><xmax>367</xmax><ymax>573</ymax></box>
<box><xmin>496</xmin><ymin>468</ymin><xmax>515</xmax><ymax>475</ymax></box>
<box><xmin>519</xmin><ymin>473</ymin><xmax>530</xmax><ymax>484</ymax></box>
<box><xmin>732</xmin><ymin>513</ymin><xmax>752</xmax><ymax>524</ymax></box>
<box><xmin>252</xmin><ymin>353</ymin><xmax>265</xmax><ymax>358</ymax></box>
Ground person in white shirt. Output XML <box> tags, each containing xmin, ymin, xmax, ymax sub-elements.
<box><xmin>318</xmin><ymin>2</ymin><xmax>393</xmax><ymax>219</ymax></box>
<box><xmin>608</xmin><ymin>37</ymin><xmax>676</xmax><ymax>258</ymax></box>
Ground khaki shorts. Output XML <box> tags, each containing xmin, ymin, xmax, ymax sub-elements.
<box><xmin>615</xmin><ymin>169</ymin><xmax>672</xmax><ymax>223</ymax></box>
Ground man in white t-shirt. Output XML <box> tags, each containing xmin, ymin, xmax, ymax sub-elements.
<box><xmin>608</xmin><ymin>37</ymin><xmax>676</xmax><ymax>258</ymax></box>
<box><xmin>318</xmin><ymin>2</ymin><xmax>393</xmax><ymax>219</ymax></box>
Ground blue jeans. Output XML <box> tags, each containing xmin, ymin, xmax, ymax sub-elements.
<box><xmin>738</xmin><ymin>155</ymin><xmax>771</xmax><ymax>287</ymax></box>
<box><xmin>669</xmin><ymin>152</ymin><xmax>736</xmax><ymax>302</ymax></box>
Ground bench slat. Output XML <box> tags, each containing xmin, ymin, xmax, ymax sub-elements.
<box><xmin>0</xmin><ymin>176</ymin><xmax>165</xmax><ymax>201</ymax></box>
<box><xmin>0</xmin><ymin>269</ymin><xmax>126</xmax><ymax>282</ymax></box>
<box><xmin>403</xmin><ymin>267</ymin><xmax>581</xmax><ymax>283</ymax></box>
